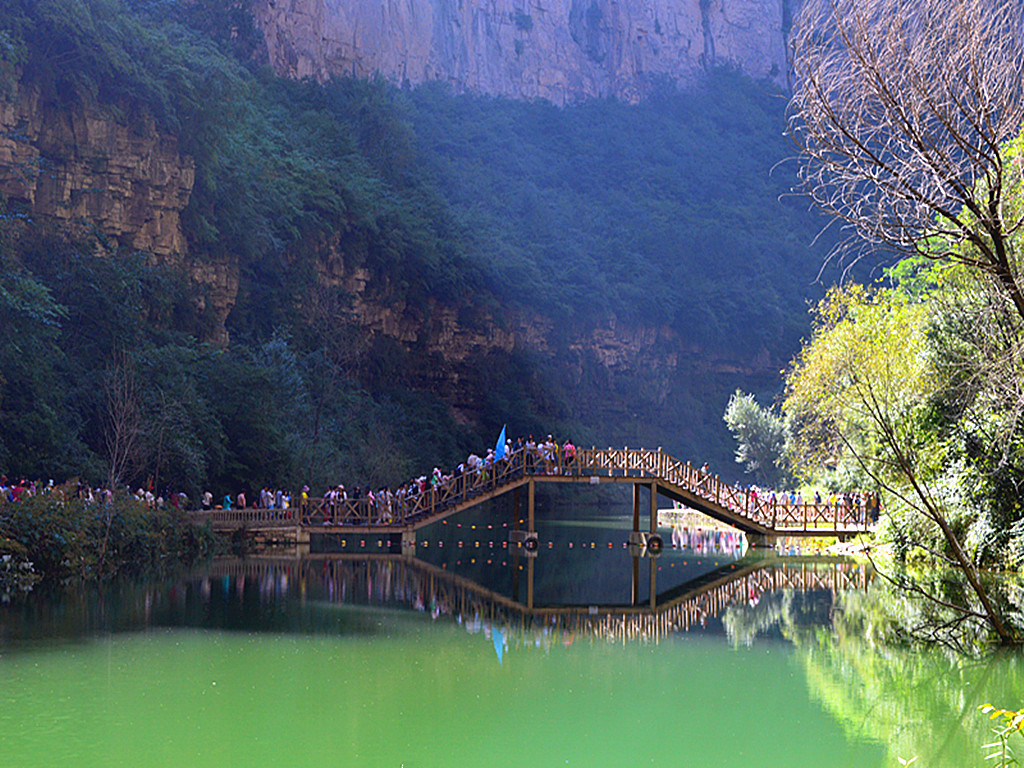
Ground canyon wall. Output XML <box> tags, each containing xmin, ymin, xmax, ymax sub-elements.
<box><xmin>0</xmin><ymin>86</ymin><xmax>760</xmax><ymax>402</ymax></box>
<box><xmin>0</xmin><ymin>88</ymin><xmax>246</xmax><ymax>345</ymax></box>
<box><xmin>0</xmin><ymin>88</ymin><xmax>193</xmax><ymax>258</ymax></box>
<box><xmin>254</xmin><ymin>0</ymin><xmax>796</xmax><ymax>104</ymax></box>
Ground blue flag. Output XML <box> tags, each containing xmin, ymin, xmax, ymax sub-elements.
<box><xmin>494</xmin><ymin>424</ymin><xmax>507</xmax><ymax>460</ymax></box>
<box><xmin>493</xmin><ymin>627</ymin><xmax>505</xmax><ymax>665</ymax></box>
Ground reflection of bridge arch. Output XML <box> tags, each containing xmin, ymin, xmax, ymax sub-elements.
<box><xmin>201</xmin><ymin>555</ymin><xmax>872</xmax><ymax>643</ymax></box>
<box><xmin>194</xmin><ymin>446</ymin><xmax>872</xmax><ymax>543</ymax></box>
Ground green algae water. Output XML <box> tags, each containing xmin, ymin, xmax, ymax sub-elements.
<box><xmin>1</xmin><ymin>508</ymin><xmax>1020</xmax><ymax>767</ymax></box>
<box><xmin>2</xmin><ymin>625</ymin><xmax>877</xmax><ymax>768</ymax></box>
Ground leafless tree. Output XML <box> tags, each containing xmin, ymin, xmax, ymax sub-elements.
<box><xmin>103</xmin><ymin>355</ymin><xmax>144</xmax><ymax>490</ymax></box>
<box><xmin>789</xmin><ymin>0</ymin><xmax>1024</xmax><ymax>319</ymax></box>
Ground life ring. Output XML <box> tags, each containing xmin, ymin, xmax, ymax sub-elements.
<box><xmin>524</xmin><ymin>535</ymin><xmax>539</xmax><ymax>551</ymax></box>
<box><xmin>646</xmin><ymin>534</ymin><xmax>664</xmax><ymax>553</ymax></box>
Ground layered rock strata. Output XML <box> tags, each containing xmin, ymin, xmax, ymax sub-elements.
<box><xmin>0</xmin><ymin>88</ymin><xmax>194</xmax><ymax>257</ymax></box>
<box><xmin>254</xmin><ymin>0</ymin><xmax>796</xmax><ymax>104</ymax></box>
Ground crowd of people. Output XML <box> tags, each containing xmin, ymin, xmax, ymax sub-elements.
<box><xmin>308</xmin><ymin>434</ymin><xmax>580</xmax><ymax>525</ymax></box>
<box><xmin>0</xmin><ymin>477</ymin><xmax>57</xmax><ymax>503</ymax></box>
<box><xmin>738</xmin><ymin>484</ymin><xmax>881</xmax><ymax>524</ymax></box>
<box><xmin>2</xmin><ymin>438</ymin><xmax>881</xmax><ymax>530</ymax></box>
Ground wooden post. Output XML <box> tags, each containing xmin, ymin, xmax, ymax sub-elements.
<box><xmin>527</xmin><ymin>556</ymin><xmax>535</xmax><ymax>610</ymax></box>
<box><xmin>631</xmin><ymin>553</ymin><xmax>639</xmax><ymax>606</ymax></box>
<box><xmin>512</xmin><ymin>549</ymin><xmax>520</xmax><ymax>603</ymax></box>
<box><xmin>513</xmin><ymin>486</ymin><xmax>521</xmax><ymax>531</ymax></box>
<box><xmin>632</xmin><ymin>484</ymin><xmax>640</xmax><ymax>533</ymax></box>
<box><xmin>649</xmin><ymin>481</ymin><xmax>658</xmax><ymax>533</ymax></box>
<box><xmin>528</xmin><ymin>478</ymin><xmax>535</xmax><ymax>532</ymax></box>
<box><xmin>649</xmin><ymin>556</ymin><xmax>657</xmax><ymax>609</ymax></box>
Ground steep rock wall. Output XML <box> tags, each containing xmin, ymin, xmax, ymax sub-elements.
<box><xmin>0</xmin><ymin>88</ymin><xmax>194</xmax><ymax>257</ymax></box>
<box><xmin>316</xmin><ymin>244</ymin><xmax>772</xmax><ymax>434</ymax></box>
<box><xmin>255</xmin><ymin>0</ymin><xmax>796</xmax><ymax>104</ymax></box>
<box><xmin>0</xmin><ymin>87</ymin><xmax>246</xmax><ymax>344</ymax></box>
<box><xmin>0</xmin><ymin>84</ymin><xmax>776</xmax><ymax>447</ymax></box>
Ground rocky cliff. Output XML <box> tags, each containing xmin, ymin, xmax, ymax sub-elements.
<box><xmin>316</xmin><ymin>241</ymin><xmax>771</xmax><ymax>435</ymax></box>
<box><xmin>0</xmin><ymin>88</ymin><xmax>193</xmax><ymax>257</ymax></box>
<box><xmin>0</xmin><ymin>84</ymin><xmax>767</xmax><ymax>397</ymax></box>
<box><xmin>0</xmin><ymin>87</ymin><xmax>247</xmax><ymax>344</ymax></box>
<box><xmin>254</xmin><ymin>0</ymin><xmax>796</xmax><ymax>104</ymax></box>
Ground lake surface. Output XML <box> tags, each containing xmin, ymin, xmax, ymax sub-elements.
<box><xmin>1</xmin><ymin>499</ymin><xmax>1020</xmax><ymax>767</ymax></box>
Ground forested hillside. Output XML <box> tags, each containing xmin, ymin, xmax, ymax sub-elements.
<box><xmin>0</xmin><ymin>0</ymin><xmax>837</xmax><ymax>497</ymax></box>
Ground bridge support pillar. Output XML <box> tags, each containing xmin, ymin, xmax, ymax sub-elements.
<box><xmin>401</xmin><ymin>530</ymin><xmax>416</xmax><ymax>555</ymax></box>
<box><xmin>513</xmin><ymin>486</ymin><xmax>521</xmax><ymax>531</ymax></box>
<box><xmin>294</xmin><ymin>527</ymin><xmax>310</xmax><ymax>545</ymax></box>
<box><xmin>509</xmin><ymin>528</ymin><xmax>539</xmax><ymax>554</ymax></box>
<box><xmin>385</xmin><ymin>531</ymin><xmax>417</xmax><ymax>554</ymax></box>
<box><xmin>649</xmin><ymin>481</ymin><xmax>658</xmax><ymax>534</ymax></box>
<box><xmin>650</xmin><ymin>557</ymin><xmax>657</xmax><ymax>609</ymax></box>
<box><xmin>528</xmin><ymin>479</ymin><xmax>535</xmax><ymax>532</ymax></box>
<box><xmin>628</xmin><ymin>531</ymin><xmax>663</xmax><ymax>555</ymax></box>
<box><xmin>632</xmin><ymin>484</ymin><xmax>640</xmax><ymax>533</ymax></box>
<box><xmin>747</xmin><ymin>533</ymin><xmax>777</xmax><ymax>548</ymax></box>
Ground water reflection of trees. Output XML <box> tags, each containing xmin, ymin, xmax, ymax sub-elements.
<box><xmin>784</xmin><ymin>583</ymin><xmax>1024</xmax><ymax>767</ymax></box>
<box><xmin>0</xmin><ymin>555</ymin><xmax>875</xmax><ymax>653</ymax></box>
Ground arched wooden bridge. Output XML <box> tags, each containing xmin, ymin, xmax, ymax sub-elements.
<box><xmin>193</xmin><ymin>446</ymin><xmax>872</xmax><ymax>545</ymax></box>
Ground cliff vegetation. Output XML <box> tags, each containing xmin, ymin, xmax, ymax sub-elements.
<box><xmin>0</xmin><ymin>0</ymin><xmax>836</xmax><ymax>497</ymax></box>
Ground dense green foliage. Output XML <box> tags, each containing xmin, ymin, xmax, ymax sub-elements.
<box><xmin>406</xmin><ymin>74</ymin><xmax>830</xmax><ymax>352</ymax></box>
<box><xmin>722</xmin><ymin>389</ymin><xmax>788</xmax><ymax>485</ymax></box>
<box><xmin>768</xmin><ymin>118</ymin><xmax>1024</xmax><ymax>643</ymax></box>
<box><xmin>781</xmin><ymin>261</ymin><xmax>1024</xmax><ymax>578</ymax></box>
<box><xmin>0</xmin><ymin>486</ymin><xmax>219</xmax><ymax>594</ymax></box>
<box><xmin>0</xmin><ymin>0</ymin><xmax>837</xmax><ymax>497</ymax></box>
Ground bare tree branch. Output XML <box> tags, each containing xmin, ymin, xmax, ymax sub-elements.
<box><xmin>789</xmin><ymin>0</ymin><xmax>1024</xmax><ymax>319</ymax></box>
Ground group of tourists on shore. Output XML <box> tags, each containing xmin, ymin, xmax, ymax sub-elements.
<box><xmin>0</xmin><ymin>477</ymin><xmax>55</xmax><ymax>503</ymax></box>
<box><xmin>0</xmin><ymin>476</ymin><xmax>125</xmax><ymax>506</ymax></box>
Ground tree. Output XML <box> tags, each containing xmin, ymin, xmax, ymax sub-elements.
<box><xmin>788</xmin><ymin>0</ymin><xmax>1024</xmax><ymax>321</ymax></box>
<box><xmin>783</xmin><ymin>284</ymin><xmax>1018</xmax><ymax>643</ymax></box>
<box><xmin>102</xmin><ymin>355</ymin><xmax>144</xmax><ymax>490</ymax></box>
<box><xmin>722</xmin><ymin>390</ymin><xmax>787</xmax><ymax>485</ymax></box>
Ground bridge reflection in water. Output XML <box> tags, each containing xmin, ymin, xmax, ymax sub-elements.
<box><xmin>200</xmin><ymin>552</ymin><xmax>872</xmax><ymax>644</ymax></box>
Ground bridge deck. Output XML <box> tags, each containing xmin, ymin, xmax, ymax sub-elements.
<box><xmin>192</xmin><ymin>447</ymin><xmax>872</xmax><ymax>539</ymax></box>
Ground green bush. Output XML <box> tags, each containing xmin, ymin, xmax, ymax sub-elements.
<box><xmin>0</xmin><ymin>485</ymin><xmax>218</xmax><ymax>586</ymax></box>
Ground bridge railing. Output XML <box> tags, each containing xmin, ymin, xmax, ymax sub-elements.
<box><xmin>290</xmin><ymin>446</ymin><xmax>533</xmax><ymax>528</ymax></box>
<box><xmin>196</xmin><ymin>445</ymin><xmax>870</xmax><ymax>534</ymax></box>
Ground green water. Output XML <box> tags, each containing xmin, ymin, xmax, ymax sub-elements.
<box><xmin>2</xmin><ymin>624</ymin><xmax>877</xmax><ymax>768</ymax></box>
<box><xmin>1</xmin><ymin>507</ymin><xmax>1021</xmax><ymax>767</ymax></box>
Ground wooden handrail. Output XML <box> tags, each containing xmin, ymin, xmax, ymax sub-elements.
<box><xmin>195</xmin><ymin>445</ymin><xmax>872</xmax><ymax>535</ymax></box>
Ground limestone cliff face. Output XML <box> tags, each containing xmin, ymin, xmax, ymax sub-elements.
<box><xmin>0</xmin><ymin>88</ymin><xmax>194</xmax><ymax>257</ymax></box>
<box><xmin>317</xmin><ymin>245</ymin><xmax>770</xmax><ymax>429</ymax></box>
<box><xmin>0</xmin><ymin>86</ymin><xmax>246</xmax><ymax>345</ymax></box>
<box><xmin>0</xmin><ymin>81</ymin><xmax>773</xmax><ymax>436</ymax></box>
<box><xmin>254</xmin><ymin>0</ymin><xmax>796</xmax><ymax>104</ymax></box>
